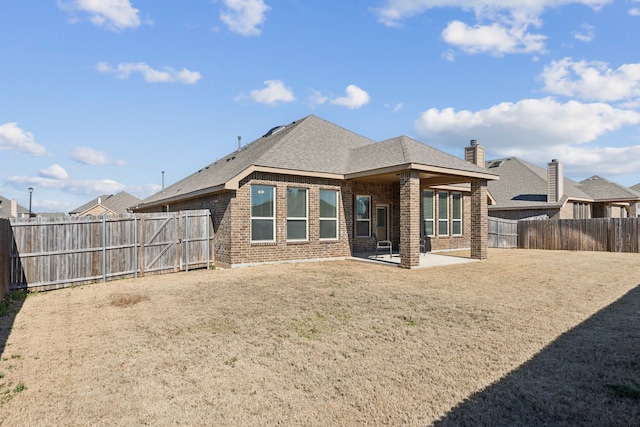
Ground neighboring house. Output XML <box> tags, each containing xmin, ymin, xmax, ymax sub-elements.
<box><xmin>0</xmin><ymin>195</ymin><xmax>30</xmax><ymax>219</ymax></box>
<box><xmin>69</xmin><ymin>192</ymin><xmax>141</xmax><ymax>217</ymax></box>
<box><xmin>632</xmin><ymin>183</ymin><xmax>640</xmax><ymax>194</ymax></box>
<box><xmin>578</xmin><ymin>175</ymin><xmax>640</xmax><ymax>218</ymax></box>
<box><xmin>133</xmin><ymin>115</ymin><xmax>498</xmax><ymax>269</ymax></box>
<box><xmin>486</xmin><ymin>157</ymin><xmax>639</xmax><ymax>220</ymax></box>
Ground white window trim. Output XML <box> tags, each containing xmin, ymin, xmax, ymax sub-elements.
<box><xmin>355</xmin><ymin>195</ymin><xmax>371</xmax><ymax>238</ymax></box>
<box><xmin>423</xmin><ymin>190</ymin><xmax>435</xmax><ymax>237</ymax></box>
<box><xmin>438</xmin><ymin>191</ymin><xmax>449</xmax><ymax>237</ymax></box>
<box><xmin>250</xmin><ymin>185</ymin><xmax>276</xmax><ymax>243</ymax></box>
<box><xmin>452</xmin><ymin>192</ymin><xmax>463</xmax><ymax>236</ymax></box>
<box><xmin>319</xmin><ymin>189</ymin><xmax>339</xmax><ymax>241</ymax></box>
<box><xmin>287</xmin><ymin>187</ymin><xmax>308</xmax><ymax>242</ymax></box>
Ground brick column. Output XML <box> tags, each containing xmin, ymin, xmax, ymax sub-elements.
<box><xmin>628</xmin><ymin>202</ymin><xmax>638</xmax><ymax>218</ymax></box>
<box><xmin>470</xmin><ymin>179</ymin><xmax>488</xmax><ymax>260</ymax></box>
<box><xmin>400</xmin><ymin>171</ymin><xmax>420</xmax><ymax>268</ymax></box>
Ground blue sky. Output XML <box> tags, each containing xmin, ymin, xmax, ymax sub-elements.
<box><xmin>1</xmin><ymin>0</ymin><xmax>639</xmax><ymax>213</ymax></box>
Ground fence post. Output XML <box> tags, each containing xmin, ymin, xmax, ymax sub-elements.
<box><xmin>134</xmin><ymin>215</ymin><xmax>138</xmax><ymax>279</ymax></box>
<box><xmin>185</xmin><ymin>211</ymin><xmax>189</xmax><ymax>272</ymax></box>
<box><xmin>102</xmin><ymin>216</ymin><xmax>107</xmax><ymax>283</ymax></box>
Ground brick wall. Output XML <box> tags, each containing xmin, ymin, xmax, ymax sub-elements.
<box><xmin>230</xmin><ymin>173</ymin><xmax>351</xmax><ymax>266</ymax></box>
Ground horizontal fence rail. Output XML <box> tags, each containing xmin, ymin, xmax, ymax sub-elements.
<box><xmin>1</xmin><ymin>210</ymin><xmax>213</xmax><ymax>294</ymax></box>
<box><xmin>518</xmin><ymin>218</ymin><xmax>640</xmax><ymax>253</ymax></box>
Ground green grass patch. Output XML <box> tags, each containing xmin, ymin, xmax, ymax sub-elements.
<box><xmin>0</xmin><ymin>290</ymin><xmax>28</xmax><ymax>317</ymax></box>
<box><xmin>607</xmin><ymin>383</ymin><xmax>640</xmax><ymax>400</ymax></box>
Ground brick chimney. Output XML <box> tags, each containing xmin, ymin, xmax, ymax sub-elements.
<box><xmin>547</xmin><ymin>159</ymin><xmax>564</xmax><ymax>203</ymax></box>
<box><xmin>465</xmin><ymin>139</ymin><xmax>485</xmax><ymax>168</ymax></box>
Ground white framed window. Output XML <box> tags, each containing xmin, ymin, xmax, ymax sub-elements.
<box><xmin>251</xmin><ymin>185</ymin><xmax>275</xmax><ymax>242</ymax></box>
<box><xmin>452</xmin><ymin>192</ymin><xmax>462</xmax><ymax>236</ymax></box>
<box><xmin>438</xmin><ymin>191</ymin><xmax>449</xmax><ymax>236</ymax></box>
<box><xmin>355</xmin><ymin>195</ymin><xmax>371</xmax><ymax>238</ymax></box>
<box><xmin>423</xmin><ymin>190</ymin><xmax>434</xmax><ymax>237</ymax></box>
<box><xmin>287</xmin><ymin>187</ymin><xmax>308</xmax><ymax>241</ymax></box>
<box><xmin>319</xmin><ymin>189</ymin><xmax>339</xmax><ymax>240</ymax></box>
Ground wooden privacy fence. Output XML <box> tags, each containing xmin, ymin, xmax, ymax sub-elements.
<box><xmin>518</xmin><ymin>218</ymin><xmax>640</xmax><ymax>253</ymax></box>
<box><xmin>488</xmin><ymin>217</ymin><xmax>518</xmax><ymax>248</ymax></box>
<box><xmin>1</xmin><ymin>210</ymin><xmax>213</xmax><ymax>294</ymax></box>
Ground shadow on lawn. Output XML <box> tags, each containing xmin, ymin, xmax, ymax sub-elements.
<box><xmin>0</xmin><ymin>291</ymin><xmax>26</xmax><ymax>356</ymax></box>
<box><xmin>434</xmin><ymin>285</ymin><xmax>640</xmax><ymax>427</ymax></box>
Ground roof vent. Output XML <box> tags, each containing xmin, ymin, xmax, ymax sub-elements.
<box><xmin>262</xmin><ymin>125</ymin><xmax>285</xmax><ymax>137</ymax></box>
<box><xmin>488</xmin><ymin>160</ymin><xmax>503</xmax><ymax>168</ymax></box>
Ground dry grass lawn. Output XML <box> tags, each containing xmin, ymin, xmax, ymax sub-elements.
<box><xmin>0</xmin><ymin>249</ymin><xmax>639</xmax><ymax>426</ymax></box>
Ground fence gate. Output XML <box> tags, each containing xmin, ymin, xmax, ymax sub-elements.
<box><xmin>488</xmin><ymin>217</ymin><xmax>518</xmax><ymax>248</ymax></box>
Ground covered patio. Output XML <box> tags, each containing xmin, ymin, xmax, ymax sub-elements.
<box><xmin>351</xmin><ymin>250</ymin><xmax>479</xmax><ymax>269</ymax></box>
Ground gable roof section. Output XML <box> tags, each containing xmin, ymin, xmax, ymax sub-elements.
<box><xmin>136</xmin><ymin>115</ymin><xmax>498</xmax><ymax>209</ymax></box>
<box><xmin>632</xmin><ymin>183</ymin><xmax>640</xmax><ymax>193</ymax></box>
<box><xmin>486</xmin><ymin>157</ymin><xmax>591</xmax><ymax>210</ymax></box>
<box><xmin>347</xmin><ymin>136</ymin><xmax>492</xmax><ymax>179</ymax></box>
<box><xmin>70</xmin><ymin>192</ymin><xmax>141</xmax><ymax>216</ymax></box>
<box><xmin>578</xmin><ymin>176</ymin><xmax>640</xmax><ymax>202</ymax></box>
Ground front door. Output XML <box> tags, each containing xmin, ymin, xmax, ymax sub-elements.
<box><xmin>376</xmin><ymin>205</ymin><xmax>389</xmax><ymax>241</ymax></box>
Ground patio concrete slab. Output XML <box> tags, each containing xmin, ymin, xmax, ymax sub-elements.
<box><xmin>351</xmin><ymin>251</ymin><xmax>479</xmax><ymax>269</ymax></box>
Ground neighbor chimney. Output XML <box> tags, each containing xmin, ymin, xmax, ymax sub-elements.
<box><xmin>237</xmin><ymin>135</ymin><xmax>242</xmax><ymax>150</ymax></box>
<box><xmin>465</xmin><ymin>139</ymin><xmax>485</xmax><ymax>168</ymax></box>
<box><xmin>11</xmin><ymin>199</ymin><xmax>17</xmax><ymax>218</ymax></box>
<box><xmin>547</xmin><ymin>159</ymin><xmax>564</xmax><ymax>204</ymax></box>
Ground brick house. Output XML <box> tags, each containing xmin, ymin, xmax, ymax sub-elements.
<box><xmin>486</xmin><ymin>157</ymin><xmax>640</xmax><ymax>220</ymax></box>
<box><xmin>133</xmin><ymin>115</ymin><xmax>498</xmax><ymax>268</ymax></box>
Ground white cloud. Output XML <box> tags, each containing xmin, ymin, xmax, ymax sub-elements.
<box><xmin>0</xmin><ymin>123</ymin><xmax>49</xmax><ymax>157</ymax></box>
<box><xmin>72</xmin><ymin>147</ymin><xmax>126</xmax><ymax>166</ymax></box>
<box><xmin>374</xmin><ymin>1</ymin><xmax>611</xmax><ymax>27</ymax></box>
<box><xmin>414</xmin><ymin>97</ymin><xmax>640</xmax><ymax>159</ymax></box>
<box><xmin>540</xmin><ymin>58</ymin><xmax>640</xmax><ymax>102</ymax></box>
<box><xmin>219</xmin><ymin>0</ymin><xmax>270</xmax><ymax>36</ymax></box>
<box><xmin>6</xmin><ymin>175</ymin><xmax>127</xmax><ymax>196</ymax></box>
<box><xmin>248</xmin><ymin>80</ymin><xmax>295</xmax><ymax>105</ymax></box>
<box><xmin>442</xmin><ymin>19</ymin><xmax>546</xmax><ymax>55</ymax></box>
<box><xmin>96</xmin><ymin>62</ymin><xmax>202</xmax><ymax>84</ymax></box>
<box><xmin>572</xmin><ymin>23</ymin><xmax>595</xmax><ymax>42</ymax></box>
<box><xmin>374</xmin><ymin>1</ymin><xmax>611</xmax><ymax>55</ymax></box>
<box><xmin>307</xmin><ymin>89</ymin><xmax>329</xmax><ymax>106</ymax></box>
<box><xmin>630</xmin><ymin>0</ymin><xmax>640</xmax><ymax>16</ymax></box>
<box><xmin>58</xmin><ymin>0</ymin><xmax>141</xmax><ymax>32</ymax></box>
<box><xmin>330</xmin><ymin>85</ymin><xmax>371</xmax><ymax>109</ymax></box>
<box><xmin>40</xmin><ymin>164</ymin><xmax>69</xmax><ymax>180</ymax></box>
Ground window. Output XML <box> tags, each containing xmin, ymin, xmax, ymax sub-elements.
<box><xmin>251</xmin><ymin>185</ymin><xmax>275</xmax><ymax>242</ymax></box>
<box><xmin>423</xmin><ymin>190</ymin><xmax>434</xmax><ymax>236</ymax></box>
<box><xmin>452</xmin><ymin>192</ymin><xmax>462</xmax><ymax>235</ymax></box>
<box><xmin>438</xmin><ymin>191</ymin><xmax>449</xmax><ymax>236</ymax></box>
<box><xmin>355</xmin><ymin>195</ymin><xmax>371</xmax><ymax>237</ymax></box>
<box><xmin>319</xmin><ymin>189</ymin><xmax>338</xmax><ymax>240</ymax></box>
<box><xmin>287</xmin><ymin>187</ymin><xmax>307</xmax><ymax>240</ymax></box>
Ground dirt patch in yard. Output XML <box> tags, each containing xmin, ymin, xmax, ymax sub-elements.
<box><xmin>0</xmin><ymin>249</ymin><xmax>639</xmax><ymax>426</ymax></box>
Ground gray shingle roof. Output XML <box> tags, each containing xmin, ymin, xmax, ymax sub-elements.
<box><xmin>630</xmin><ymin>183</ymin><xmax>640</xmax><ymax>193</ymax></box>
<box><xmin>578</xmin><ymin>175</ymin><xmax>640</xmax><ymax>201</ymax></box>
<box><xmin>0</xmin><ymin>195</ymin><xmax>28</xmax><ymax>219</ymax></box>
<box><xmin>486</xmin><ymin>157</ymin><xmax>591</xmax><ymax>209</ymax></box>
<box><xmin>70</xmin><ymin>192</ymin><xmax>141</xmax><ymax>215</ymax></box>
<box><xmin>137</xmin><ymin>115</ymin><xmax>497</xmax><ymax>209</ymax></box>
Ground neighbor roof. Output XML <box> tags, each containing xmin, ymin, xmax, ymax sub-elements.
<box><xmin>631</xmin><ymin>183</ymin><xmax>640</xmax><ymax>193</ymax></box>
<box><xmin>0</xmin><ymin>195</ymin><xmax>29</xmax><ymax>219</ymax></box>
<box><xmin>578</xmin><ymin>176</ymin><xmax>640</xmax><ymax>202</ymax></box>
<box><xmin>486</xmin><ymin>157</ymin><xmax>591</xmax><ymax>210</ymax></box>
<box><xmin>136</xmin><ymin>115</ymin><xmax>498</xmax><ymax>209</ymax></box>
<box><xmin>70</xmin><ymin>191</ymin><xmax>141</xmax><ymax>216</ymax></box>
